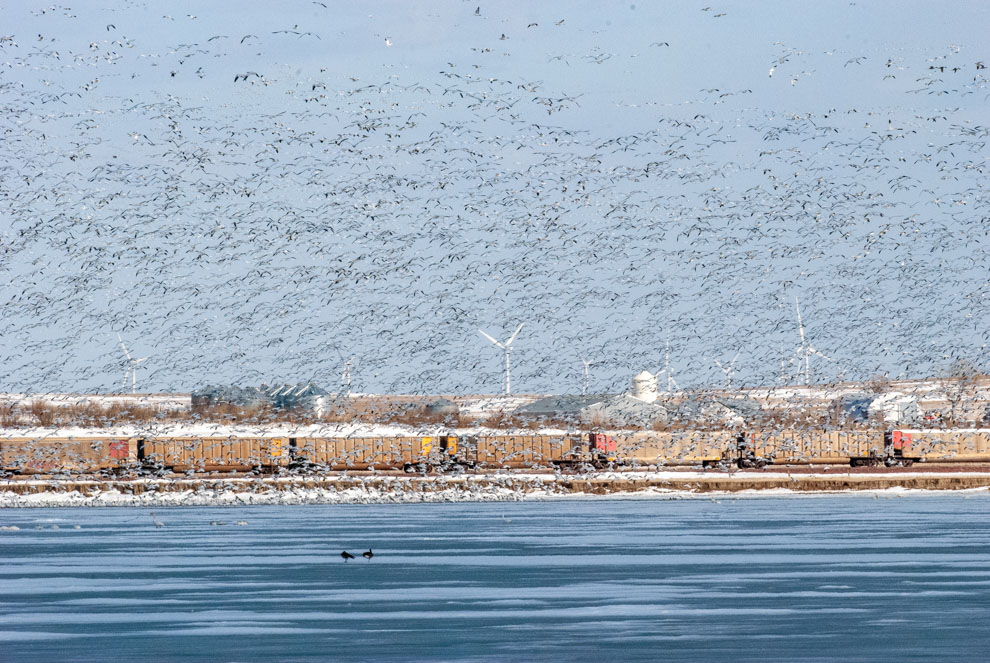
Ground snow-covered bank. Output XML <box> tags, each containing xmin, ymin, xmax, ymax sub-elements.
<box><xmin>2</xmin><ymin>471</ymin><xmax>990</xmax><ymax>507</ymax></box>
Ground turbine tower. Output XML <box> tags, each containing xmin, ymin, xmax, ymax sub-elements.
<box><xmin>714</xmin><ymin>352</ymin><xmax>740</xmax><ymax>389</ymax></box>
<box><xmin>657</xmin><ymin>337</ymin><xmax>680</xmax><ymax>393</ymax></box>
<box><xmin>478</xmin><ymin>324</ymin><xmax>523</xmax><ymax>395</ymax></box>
<box><xmin>580</xmin><ymin>357</ymin><xmax>595</xmax><ymax>395</ymax></box>
<box><xmin>341</xmin><ymin>359</ymin><xmax>352</xmax><ymax>395</ymax></box>
<box><xmin>117</xmin><ymin>333</ymin><xmax>147</xmax><ymax>394</ymax></box>
<box><xmin>792</xmin><ymin>297</ymin><xmax>831</xmax><ymax>385</ymax></box>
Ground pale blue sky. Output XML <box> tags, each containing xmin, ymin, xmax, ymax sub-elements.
<box><xmin>1</xmin><ymin>1</ymin><xmax>987</xmax><ymax>394</ymax></box>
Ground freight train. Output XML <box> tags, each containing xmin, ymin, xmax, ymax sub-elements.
<box><xmin>3</xmin><ymin>428</ymin><xmax>990</xmax><ymax>477</ymax></box>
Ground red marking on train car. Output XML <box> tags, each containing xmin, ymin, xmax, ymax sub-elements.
<box><xmin>589</xmin><ymin>433</ymin><xmax>617</xmax><ymax>457</ymax></box>
<box><xmin>899</xmin><ymin>431</ymin><xmax>911</xmax><ymax>450</ymax></box>
<box><xmin>891</xmin><ymin>431</ymin><xmax>912</xmax><ymax>450</ymax></box>
<box><xmin>109</xmin><ymin>440</ymin><xmax>129</xmax><ymax>459</ymax></box>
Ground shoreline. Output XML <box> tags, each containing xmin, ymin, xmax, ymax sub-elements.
<box><xmin>3</xmin><ymin>470</ymin><xmax>990</xmax><ymax>507</ymax></box>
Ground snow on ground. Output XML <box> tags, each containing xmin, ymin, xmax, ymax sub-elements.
<box><xmin>744</xmin><ymin>378</ymin><xmax>990</xmax><ymax>407</ymax></box>
<box><xmin>455</xmin><ymin>395</ymin><xmax>541</xmax><ymax>416</ymax></box>
<box><xmin>0</xmin><ymin>393</ymin><xmax>190</xmax><ymax>410</ymax></box>
<box><xmin>0</xmin><ymin>421</ymin><xmax>576</xmax><ymax>439</ymax></box>
<box><xmin>2</xmin><ymin>471</ymin><xmax>987</xmax><ymax>508</ymax></box>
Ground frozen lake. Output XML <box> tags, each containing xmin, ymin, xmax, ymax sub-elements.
<box><xmin>3</xmin><ymin>495</ymin><xmax>990</xmax><ymax>661</ymax></box>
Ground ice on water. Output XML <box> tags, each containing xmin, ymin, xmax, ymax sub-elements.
<box><xmin>3</xmin><ymin>497</ymin><xmax>990</xmax><ymax>661</ymax></box>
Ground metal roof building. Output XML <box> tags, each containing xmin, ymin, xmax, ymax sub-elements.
<box><xmin>191</xmin><ymin>385</ymin><xmax>267</xmax><ymax>408</ymax></box>
<box><xmin>580</xmin><ymin>394</ymin><xmax>670</xmax><ymax>427</ymax></box>
<box><xmin>193</xmin><ymin>383</ymin><xmax>332</xmax><ymax>416</ymax></box>
<box><xmin>673</xmin><ymin>396</ymin><xmax>761</xmax><ymax>426</ymax></box>
<box><xmin>514</xmin><ymin>394</ymin><xmax>608</xmax><ymax>418</ymax></box>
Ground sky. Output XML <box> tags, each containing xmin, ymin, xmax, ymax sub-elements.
<box><xmin>1</xmin><ymin>0</ymin><xmax>988</xmax><ymax>395</ymax></box>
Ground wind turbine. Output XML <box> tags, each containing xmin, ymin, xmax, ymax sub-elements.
<box><xmin>792</xmin><ymin>297</ymin><xmax>831</xmax><ymax>385</ymax></box>
<box><xmin>478</xmin><ymin>324</ymin><xmax>523</xmax><ymax>395</ymax></box>
<box><xmin>341</xmin><ymin>358</ymin><xmax>352</xmax><ymax>395</ymax></box>
<box><xmin>580</xmin><ymin>357</ymin><xmax>595</xmax><ymax>395</ymax></box>
<box><xmin>117</xmin><ymin>333</ymin><xmax>147</xmax><ymax>394</ymax></box>
<box><xmin>714</xmin><ymin>352</ymin><xmax>740</xmax><ymax>389</ymax></box>
<box><xmin>656</xmin><ymin>337</ymin><xmax>680</xmax><ymax>393</ymax></box>
<box><xmin>778</xmin><ymin>344</ymin><xmax>791</xmax><ymax>385</ymax></box>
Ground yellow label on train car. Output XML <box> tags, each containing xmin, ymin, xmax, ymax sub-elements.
<box><xmin>268</xmin><ymin>438</ymin><xmax>286</xmax><ymax>458</ymax></box>
<box><xmin>446</xmin><ymin>436</ymin><xmax>458</xmax><ymax>455</ymax></box>
<box><xmin>421</xmin><ymin>437</ymin><xmax>433</xmax><ymax>454</ymax></box>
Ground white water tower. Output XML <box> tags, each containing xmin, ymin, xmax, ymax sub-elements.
<box><xmin>629</xmin><ymin>370</ymin><xmax>659</xmax><ymax>403</ymax></box>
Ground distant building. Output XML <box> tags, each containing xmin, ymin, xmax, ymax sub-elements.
<box><xmin>835</xmin><ymin>392</ymin><xmax>920</xmax><ymax>425</ymax></box>
<box><xmin>191</xmin><ymin>385</ymin><xmax>267</xmax><ymax>408</ymax></box>
<box><xmin>868</xmin><ymin>392</ymin><xmax>921</xmax><ymax>425</ymax></box>
<box><xmin>514</xmin><ymin>395</ymin><xmax>609</xmax><ymax>423</ymax></box>
<box><xmin>262</xmin><ymin>382</ymin><xmax>330</xmax><ymax>415</ymax></box>
<box><xmin>513</xmin><ymin>371</ymin><xmax>670</xmax><ymax>427</ymax></box>
<box><xmin>836</xmin><ymin>393</ymin><xmax>874</xmax><ymax>424</ymax></box>
<box><xmin>425</xmin><ymin>399</ymin><xmax>460</xmax><ymax>416</ymax></box>
<box><xmin>629</xmin><ymin>370</ymin><xmax>660</xmax><ymax>404</ymax></box>
<box><xmin>674</xmin><ymin>396</ymin><xmax>761</xmax><ymax>426</ymax></box>
<box><xmin>425</xmin><ymin>399</ymin><xmax>460</xmax><ymax>422</ymax></box>
<box><xmin>193</xmin><ymin>382</ymin><xmax>331</xmax><ymax>415</ymax></box>
<box><xmin>581</xmin><ymin>394</ymin><xmax>669</xmax><ymax>427</ymax></box>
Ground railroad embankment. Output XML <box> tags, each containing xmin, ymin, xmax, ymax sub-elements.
<box><xmin>3</xmin><ymin>469</ymin><xmax>990</xmax><ymax>506</ymax></box>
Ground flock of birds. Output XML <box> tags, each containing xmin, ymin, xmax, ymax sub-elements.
<box><xmin>0</xmin><ymin>2</ymin><xmax>987</xmax><ymax>401</ymax></box>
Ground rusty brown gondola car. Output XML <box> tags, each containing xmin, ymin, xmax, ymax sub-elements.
<box><xmin>6</xmin><ymin>428</ymin><xmax>990</xmax><ymax>476</ymax></box>
<box><xmin>0</xmin><ymin>435</ymin><xmax>136</xmax><ymax>475</ymax></box>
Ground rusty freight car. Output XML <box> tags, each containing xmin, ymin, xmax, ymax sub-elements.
<box><xmin>0</xmin><ymin>434</ymin><xmax>136</xmax><ymax>475</ymax></box>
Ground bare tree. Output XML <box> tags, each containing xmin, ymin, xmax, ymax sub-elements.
<box><xmin>941</xmin><ymin>360</ymin><xmax>987</xmax><ymax>426</ymax></box>
<box><xmin>865</xmin><ymin>373</ymin><xmax>890</xmax><ymax>395</ymax></box>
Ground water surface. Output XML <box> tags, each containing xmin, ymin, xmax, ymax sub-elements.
<box><xmin>3</xmin><ymin>495</ymin><xmax>990</xmax><ymax>661</ymax></box>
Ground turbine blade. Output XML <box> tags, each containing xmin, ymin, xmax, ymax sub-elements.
<box><xmin>505</xmin><ymin>323</ymin><xmax>524</xmax><ymax>346</ymax></box>
<box><xmin>117</xmin><ymin>333</ymin><xmax>132</xmax><ymax>360</ymax></box>
<box><xmin>478</xmin><ymin>329</ymin><xmax>504</xmax><ymax>349</ymax></box>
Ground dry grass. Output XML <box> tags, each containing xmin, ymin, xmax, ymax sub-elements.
<box><xmin>28</xmin><ymin>400</ymin><xmax>56</xmax><ymax>427</ymax></box>
<box><xmin>3</xmin><ymin>392</ymin><xmax>986</xmax><ymax>431</ymax></box>
<box><xmin>0</xmin><ymin>403</ymin><xmax>19</xmax><ymax>428</ymax></box>
<box><xmin>16</xmin><ymin>400</ymin><xmax>178</xmax><ymax>427</ymax></box>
